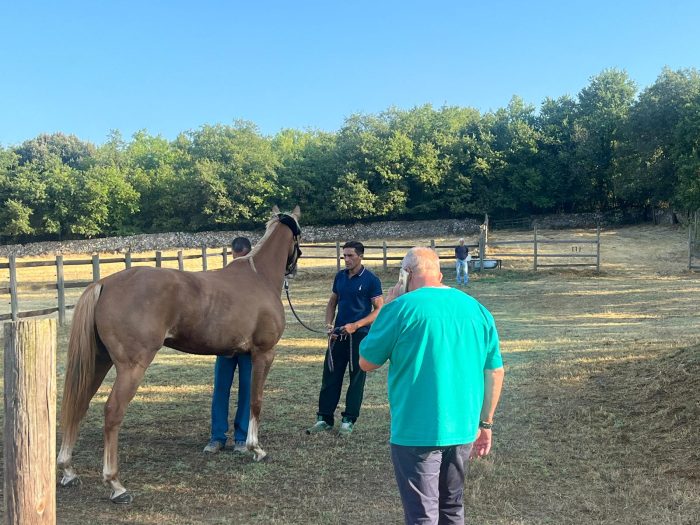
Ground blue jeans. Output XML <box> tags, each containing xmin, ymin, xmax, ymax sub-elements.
<box><xmin>210</xmin><ymin>354</ymin><xmax>252</xmax><ymax>444</ymax></box>
<box><xmin>391</xmin><ymin>443</ymin><xmax>473</xmax><ymax>525</ymax></box>
<box><xmin>455</xmin><ymin>259</ymin><xmax>469</xmax><ymax>284</ymax></box>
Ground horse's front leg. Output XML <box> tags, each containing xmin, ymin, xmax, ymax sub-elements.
<box><xmin>103</xmin><ymin>361</ymin><xmax>150</xmax><ymax>504</ymax></box>
<box><xmin>247</xmin><ymin>347</ymin><xmax>276</xmax><ymax>461</ymax></box>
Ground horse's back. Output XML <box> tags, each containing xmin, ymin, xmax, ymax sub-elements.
<box><xmin>93</xmin><ymin>263</ymin><xmax>285</xmax><ymax>355</ymax></box>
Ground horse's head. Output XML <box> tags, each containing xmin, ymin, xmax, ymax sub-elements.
<box><xmin>272</xmin><ymin>205</ymin><xmax>302</xmax><ymax>276</ymax></box>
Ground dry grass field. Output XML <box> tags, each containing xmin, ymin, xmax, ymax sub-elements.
<box><xmin>1</xmin><ymin>224</ymin><xmax>698</xmax><ymax>524</ymax></box>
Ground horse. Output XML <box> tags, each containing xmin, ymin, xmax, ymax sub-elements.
<box><xmin>57</xmin><ymin>206</ymin><xmax>302</xmax><ymax>504</ymax></box>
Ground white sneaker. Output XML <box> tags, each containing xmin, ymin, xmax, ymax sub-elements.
<box><xmin>306</xmin><ymin>418</ymin><xmax>333</xmax><ymax>434</ymax></box>
<box><xmin>338</xmin><ymin>419</ymin><xmax>354</xmax><ymax>436</ymax></box>
<box><xmin>233</xmin><ymin>441</ymin><xmax>247</xmax><ymax>453</ymax></box>
<box><xmin>203</xmin><ymin>441</ymin><xmax>224</xmax><ymax>454</ymax></box>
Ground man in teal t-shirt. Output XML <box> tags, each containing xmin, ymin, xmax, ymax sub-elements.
<box><xmin>360</xmin><ymin>247</ymin><xmax>504</xmax><ymax>525</ymax></box>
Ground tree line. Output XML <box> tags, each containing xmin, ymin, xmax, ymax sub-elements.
<box><xmin>1</xmin><ymin>67</ymin><xmax>699</xmax><ymax>241</ymax></box>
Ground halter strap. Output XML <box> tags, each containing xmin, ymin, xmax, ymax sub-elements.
<box><xmin>277</xmin><ymin>213</ymin><xmax>301</xmax><ymax>236</ymax></box>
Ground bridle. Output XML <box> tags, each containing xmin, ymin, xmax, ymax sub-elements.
<box><xmin>277</xmin><ymin>213</ymin><xmax>302</xmax><ymax>276</ymax></box>
<box><xmin>277</xmin><ymin>212</ymin><xmax>327</xmax><ymax>335</ymax></box>
<box><xmin>277</xmin><ymin>214</ymin><xmax>354</xmax><ymax>373</ymax></box>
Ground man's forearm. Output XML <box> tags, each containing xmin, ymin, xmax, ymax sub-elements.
<box><xmin>325</xmin><ymin>301</ymin><xmax>336</xmax><ymax>326</ymax></box>
<box><xmin>480</xmin><ymin>367</ymin><xmax>505</xmax><ymax>422</ymax></box>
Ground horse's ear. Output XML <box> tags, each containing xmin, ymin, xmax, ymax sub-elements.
<box><xmin>271</xmin><ymin>205</ymin><xmax>280</xmax><ymax>215</ymax></box>
<box><xmin>292</xmin><ymin>205</ymin><xmax>301</xmax><ymax>219</ymax></box>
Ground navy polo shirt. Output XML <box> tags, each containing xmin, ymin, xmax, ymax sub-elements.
<box><xmin>332</xmin><ymin>266</ymin><xmax>383</xmax><ymax>333</ymax></box>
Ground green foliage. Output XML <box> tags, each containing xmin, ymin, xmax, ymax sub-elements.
<box><xmin>0</xmin><ymin>198</ymin><xmax>34</xmax><ymax>236</ymax></box>
<box><xmin>2</xmin><ymin>66</ymin><xmax>700</xmax><ymax>242</ymax></box>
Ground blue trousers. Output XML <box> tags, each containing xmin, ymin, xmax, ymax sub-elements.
<box><xmin>391</xmin><ymin>443</ymin><xmax>473</xmax><ymax>525</ymax></box>
<box><xmin>210</xmin><ymin>353</ymin><xmax>252</xmax><ymax>444</ymax></box>
<box><xmin>455</xmin><ymin>259</ymin><xmax>469</xmax><ymax>284</ymax></box>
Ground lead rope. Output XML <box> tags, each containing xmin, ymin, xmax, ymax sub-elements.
<box><xmin>283</xmin><ymin>279</ymin><xmax>326</xmax><ymax>334</ymax></box>
<box><xmin>326</xmin><ymin>332</ymin><xmax>353</xmax><ymax>374</ymax></box>
<box><xmin>283</xmin><ymin>279</ymin><xmax>354</xmax><ymax>374</ymax></box>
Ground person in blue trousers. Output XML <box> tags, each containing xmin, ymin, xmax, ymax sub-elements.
<box><xmin>454</xmin><ymin>238</ymin><xmax>471</xmax><ymax>286</ymax></box>
<box><xmin>203</xmin><ymin>237</ymin><xmax>253</xmax><ymax>454</ymax></box>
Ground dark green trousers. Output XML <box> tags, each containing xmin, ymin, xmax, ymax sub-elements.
<box><xmin>317</xmin><ymin>331</ymin><xmax>367</xmax><ymax>425</ymax></box>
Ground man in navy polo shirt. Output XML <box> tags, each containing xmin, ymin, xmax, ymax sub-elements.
<box><xmin>306</xmin><ymin>241</ymin><xmax>383</xmax><ymax>436</ymax></box>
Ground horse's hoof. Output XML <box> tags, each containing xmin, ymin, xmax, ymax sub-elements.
<box><xmin>59</xmin><ymin>476</ymin><xmax>81</xmax><ymax>488</ymax></box>
<box><xmin>253</xmin><ymin>452</ymin><xmax>270</xmax><ymax>463</ymax></box>
<box><xmin>111</xmin><ymin>491</ymin><xmax>134</xmax><ymax>505</ymax></box>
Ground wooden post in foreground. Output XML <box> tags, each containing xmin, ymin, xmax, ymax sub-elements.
<box><xmin>3</xmin><ymin>319</ymin><xmax>57</xmax><ymax>525</ymax></box>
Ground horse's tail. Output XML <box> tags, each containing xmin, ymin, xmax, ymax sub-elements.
<box><xmin>60</xmin><ymin>282</ymin><xmax>102</xmax><ymax>437</ymax></box>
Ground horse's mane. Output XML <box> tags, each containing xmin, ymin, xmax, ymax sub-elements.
<box><xmin>246</xmin><ymin>213</ymin><xmax>300</xmax><ymax>259</ymax></box>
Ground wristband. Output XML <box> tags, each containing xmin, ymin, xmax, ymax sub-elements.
<box><xmin>478</xmin><ymin>421</ymin><xmax>493</xmax><ymax>430</ymax></box>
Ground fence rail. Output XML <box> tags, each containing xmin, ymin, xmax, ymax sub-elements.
<box><xmin>1</xmin><ymin>230</ymin><xmax>601</xmax><ymax>324</ymax></box>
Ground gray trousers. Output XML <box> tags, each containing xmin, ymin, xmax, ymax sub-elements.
<box><xmin>390</xmin><ymin>443</ymin><xmax>473</xmax><ymax>525</ymax></box>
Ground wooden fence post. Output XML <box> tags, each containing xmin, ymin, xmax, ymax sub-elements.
<box><xmin>178</xmin><ymin>250</ymin><xmax>184</xmax><ymax>271</ymax></box>
<box><xmin>3</xmin><ymin>319</ymin><xmax>57</xmax><ymax>525</ymax></box>
<box><xmin>382</xmin><ymin>241</ymin><xmax>388</xmax><ymax>271</ymax></box>
<box><xmin>91</xmin><ymin>254</ymin><xmax>100</xmax><ymax>282</ymax></box>
<box><xmin>478</xmin><ymin>232</ymin><xmax>485</xmax><ymax>273</ymax></box>
<box><xmin>688</xmin><ymin>214</ymin><xmax>696</xmax><ymax>270</ymax></box>
<box><xmin>56</xmin><ymin>256</ymin><xmax>65</xmax><ymax>326</ymax></box>
<box><xmin>336</xmin><ymin>241</ymin><xmax>341</xmax><ymax>272</ymax></box>
<box><xmin>202</xmin><ymin>246</ymin><xmax>208</xmax><ymax>271</ymax></box>
<box><xmin>125</xmin><ymin>251</ymin><xmax>132</xmax><ymax>269</ymax></box>
<box><xmin>596</xmin><ymin>225</ymin><xmax>601</xmax><ymax>272</ymax></box>
<box><xmin>155</xmin><ymin>251</ymin><xmax>162</xmax><ymax>268</ymax></box>
<box><xmin>222</xmin><ymin>247</ymin><xmax>228</xmax><ymax>267</ymax></box>
<box><xmin>484</xmin><ymin>213</ymin><xmax>489</xmax><ymax>246</ymax></box>
<box><xmin>533</xmin><ymin>225</ymin><xmax>539</xmax><ymax>271</ymax></box>
<box><xmin>9</xmin><ymin>254</ymin><xmax>19</xmax><ymax>321</ymax></box>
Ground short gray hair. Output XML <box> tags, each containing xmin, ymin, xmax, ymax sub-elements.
<box><xmin>402</xmin><ymin>247</ymin><xmax>441</xmax><ymax>276</ymax></box>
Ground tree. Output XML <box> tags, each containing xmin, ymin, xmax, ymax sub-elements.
<box><xmin>575</xmin><ymin>69</ymin><xmax>637</xmax><ymax>209</ymax></box>
<box><xmin>178</xmin><ymin>122</ymin><xmax>280</xmax><ymax>228</ymax></box>
<box><xmin>272</xmin><ymin>129</ymin><xmax>339</xmax><ymax>224</ymax></box>
<box><xmin>14</xmin><ymin>132</ymin><xmax>96</xmax><ymax>170</ymax></box>
<box><xmin>672</xmin><ymin>89</ymin><xmax>700</xmax><ymax>211</ymax></box>
<box><xmin>536</xmin><ymin>95</ymin><xmax>584</xmax><ymax>212</ymax></box>
<box><xmin>619</xmin><ymin>68</ymin><xmax>700</xmax><ymax>208</ymax></box>
<box><xmin>0</xmin><ymin>199</ymin><xmax>34</xmax><ymax>236</ymax></box>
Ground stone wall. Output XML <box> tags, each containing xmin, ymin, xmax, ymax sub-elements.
<box><xmin>0</xmin><ymin>218</ymin><xmax>483</xmax><ymax>257</ymax></box>
<box><xmin>0</xmin><ymin>210</ymin><xmax>668</xmax><ymax>258</ymax></box>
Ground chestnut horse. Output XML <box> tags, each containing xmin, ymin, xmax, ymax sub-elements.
<box><xmin>57</xmin><ymin>206</ymin><xmax>302</xmax><ymax>504</ymax></box>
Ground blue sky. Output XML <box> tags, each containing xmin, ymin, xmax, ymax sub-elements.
<box><xmin>1</xmin><ymin>0</ymin><xmax>699</xmax><ymax>146</ymax></box>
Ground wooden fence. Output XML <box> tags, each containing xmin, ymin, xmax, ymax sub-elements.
<box><xmin>0</xmin><ymin>230</ymin><xmax>601</xmax><ymax>324</ymax></box>
<box><xmin>483</xmin><ymin>225</ymin><xmax>601</xmax><ymax>271</ymax></box>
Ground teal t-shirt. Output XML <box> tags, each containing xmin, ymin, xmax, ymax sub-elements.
<box><xmin>359</xmin><ymin>287</ymin><xmax>502</xmax><ymax>446</ymax></box>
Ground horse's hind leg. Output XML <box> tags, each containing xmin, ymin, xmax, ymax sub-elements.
<box><xmin>58</xmin><ymin>355</ymin><xmax>113</xmax><ymax>487</ymax></box>
<box><xmin>247</xmin><ymin>348</ymin><xmax>276</xmax><ymax>461</ymax></box>
<box><xmin>102</xmin><ymin>361</ymin><xmax>151</xmax><ymax>504</ymax></box>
